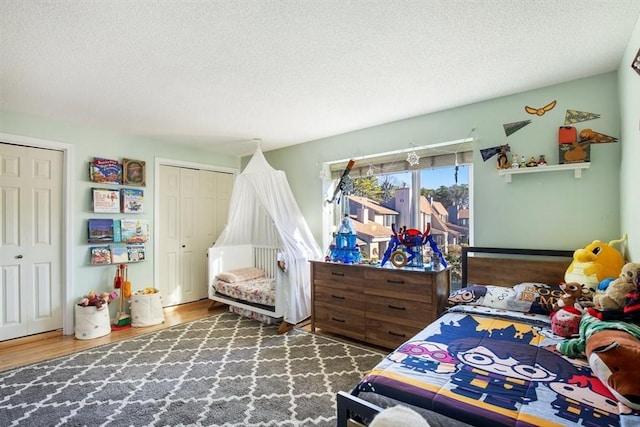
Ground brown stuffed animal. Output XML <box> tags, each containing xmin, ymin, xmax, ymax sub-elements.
<box><xmin>593</xmin><ymin>262</ymin><xmax>640</xmax><ymax>310</ymax></box>
<box><xmin>552</xmin><ymin>282</ymin><xmax>591</xmax><ymax>312</ymax></box>
<box><xmin>586</xmin><ymin>329</ymin><xmax>640</xmax><ymax>410</ymax></box>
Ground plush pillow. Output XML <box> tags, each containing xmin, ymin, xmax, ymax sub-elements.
<box><xmin>216</xmin><ymin>267</ymin><xmax>265</xmax><ymax>283</ymax></box>
<box><xmin>448</xmin><ymin>282</ymin><xmax>562</xmax><ymax>314</ymax></box>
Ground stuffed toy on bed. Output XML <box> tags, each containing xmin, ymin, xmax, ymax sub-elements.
<box><xmin>592</xmin><ymin>262</ymin><xmax>640</xmax><ymax>310</ymax></box>
<box><xmin>557</xmin><ymin>312</ymin><xmax>640</xmax><ymax>410</ymax></box>
<box><xmin>564</xmin><ymin>235</ymin><xmax>627</xmax><ymax>295</ymax></box>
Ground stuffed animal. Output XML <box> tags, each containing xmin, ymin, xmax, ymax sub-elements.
<box><xmin>593</xmin><ymin>262</ymin><xmax>640</xmax><ymax>310</ymax></box>
<box><xmin>564</xmin><ymin>235</ymin><xmax>627</xmax><ymax>295</ymax></box>
<box><xmin>369</xmin><ymin>405</ymin><xmax>430</xmax><ymax>427</ymax></box>
<box><xmin>586</xmin><ymin>329</ymin><xmax>640</xmax><ymax>410</ymax></box>
<box><xmin>552</xmin><ymin>282</ymin><xmax>591</xmax><ymax>311</ymax></box>
<box><xmin>557</xmin><ymin>311</ymin><xmax>640</xmax><ymax>409</ymax></box>
<box><xmin>551</xmin><ymin>305</ymin><xmax>584</xmax><ymax>337</ymax></box>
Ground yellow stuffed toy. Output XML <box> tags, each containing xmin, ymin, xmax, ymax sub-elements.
<box><xmin>564</xmin><ymin>234</ymin><xmax>627</xmax><ymax>295</ymax></box>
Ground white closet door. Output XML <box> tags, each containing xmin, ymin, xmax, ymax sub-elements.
<box><xmin>158</xmin><ymin>166</ymin><xmax>232</xmax><ymax>306</ymax></box>
<box><xmin>0</xmin><ymin>143</ymin><xmax>63</xmax><ymax>341</ymax></box>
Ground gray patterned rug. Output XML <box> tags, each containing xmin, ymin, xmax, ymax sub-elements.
<box><xmin>0</xmin><ymin>312</ymin><xmax>385</xmax><ymax>426</ymax></box>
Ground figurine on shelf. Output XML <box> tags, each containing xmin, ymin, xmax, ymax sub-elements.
<box><xmin>511</xmin><ymin>153</ymin><xmax>519</xmax><ymax>168</ymax></box>
<box><xmin>519</xmin><ymin>155</ymin><xmax>526</xmax><ymax>168</ymax></box>
<box><xmin>538</xmin><ymin>154</ymin><xmax>547</xmax><ymax>166</ymax></box>
<box><xmin>526</xmin><ymin>156</ymin><xmax>538</xmax><ymax>167</ymax></box>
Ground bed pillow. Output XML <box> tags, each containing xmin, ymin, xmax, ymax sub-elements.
<box><xmin>216</xmin><ymin>267</ymin><xmax>265</xmax><ymax>283</ymax></box>
<box><xmin>448</xmin><ymin>282</ymin><xmax>562</xmax><ymax>314</ymax></box>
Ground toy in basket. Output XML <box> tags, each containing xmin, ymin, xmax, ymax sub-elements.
<box><xmin>75</xmin><ymin>290</ymin><xmax>117</xmax><ymax>340</ymax></box>
<box><xmin>130</xmin><ymin>287</ymin><xmax>165</xmax><ymax>327</ymax></box>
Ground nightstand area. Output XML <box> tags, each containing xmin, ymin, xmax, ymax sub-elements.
<box><xmin>310</xmin><ymin>261</ymin><xmax>450</xmax><ymax>349</ymax></box>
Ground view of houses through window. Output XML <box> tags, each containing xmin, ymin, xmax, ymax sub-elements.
<box><xmin>335</xmin><ymin>164</ymin><xmax>470</xmax><ymax>287</ymax></box>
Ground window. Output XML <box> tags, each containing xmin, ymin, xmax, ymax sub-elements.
<box><xmin>322</xmin><ymin>138</ymin><xmax>473</xmax><ymax>286</ymax></box>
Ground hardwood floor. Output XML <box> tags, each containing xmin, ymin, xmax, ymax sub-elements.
<box><xmin>0</xmin><ymin>299</ymin><xmax>224</xmax><ymax>372</ymax></box>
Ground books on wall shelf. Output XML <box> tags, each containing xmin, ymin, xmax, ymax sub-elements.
<box><xmin>121</xmin><ymin>188</ymin><xmax>144</xmax><ymax>213</ymax></box>
<box><xmin>110</xmin><ymin>245</ymin><xmax>129</xmax><ymax>263</ymax></box>
<box><xmin>89</xmin><ymin>158</ymin><xmax>122</xmax><ymax>184</ymax></box>
<box><xmin>88</xmin><ymin>219</ymin><xmax>115</xmax><ymax>243</ymax></box>
<box><xmin>120</xmin><ymin>219</ymin><xmax>150</xmax><ymax>243</ymax></box>
<box><xmin>122</xmin><ymin>158</ymin><xmax>146</xmax><ymax>187</ymax></box>
<box><xmin>92</xmin><ymin>188</ymin><xmax>121</xmax><ymax>213</ymax></box>
<box><xmin>90</xmin><ymin>246</ymin><xmax>112</xmax><ymax>265</ymax></box>
<box><xmin>127</xmin><ymin>243</ymin><xmax>146</xmax><ymax>262</ymax></box>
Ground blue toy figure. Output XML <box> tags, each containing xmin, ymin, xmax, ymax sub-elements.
<box><xmin>381</xmin><ymin>223</ymin><xmax>447</xmax><ymax>269</ymax></box>
<box><xmin>329</xmin><ymin>215</ymin><xmax>361</xmax><ymax>264</ymax></box>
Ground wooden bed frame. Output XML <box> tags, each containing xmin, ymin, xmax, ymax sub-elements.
<box><xmin>336</xmin><ymin>246</ymin><xmax>574</xmax><ymax>427</ymax></box>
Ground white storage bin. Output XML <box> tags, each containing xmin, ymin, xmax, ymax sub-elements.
<box><xmin>130</xmin><ymin>292</ymin><xmax>164</xmax><ymax>327</ymax></box>
<box><xmin>75</xmin><ymin>305</ymin><xmax>111</xmax><ymax>340</ymax></box>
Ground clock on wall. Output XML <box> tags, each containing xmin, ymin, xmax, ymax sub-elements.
<box><xmin>632</xmin><ymin>48</ymin><xmax>640</xmax><ymax>77</ymax></box>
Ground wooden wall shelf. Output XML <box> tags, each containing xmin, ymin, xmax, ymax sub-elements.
<box><xmin>497</xmin><ymin>163</ymin><xmax>590</xmax><ymax>183</ymax></box>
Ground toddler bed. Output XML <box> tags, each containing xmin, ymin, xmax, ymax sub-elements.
<box><xmin>208</xmin><ymin>244</ymin><xmax>284</xmax><ymax>325</ymax></box>
<box><xmin>338</xmin><ymin>247</ymin><xmax>640</xmax><ymax>427</ymax></box>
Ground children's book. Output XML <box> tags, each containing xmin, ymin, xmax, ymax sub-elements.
<box><xmin>120</xmin><ymin>219</ymin><xmax>149</xmax><ymax>243</ymax></box>
<box><xmin>113</xmin><ymin>219</ymin><xmax>122</xmax><ymax>243</ymax></box>
<box><xmin>121</xmin><ymin>188</ymin><xmax>144</xmax><ymax>213</ymax></box>
<box><xmin>92</xmin><ymin>188</ymin><xmax>120</xmax><ymax>213</ymax></box>
<box><xmin>88</xmin><ymin>218</ymin><xmax>114</xmax><ymax>243</ymax></box>
<box><xmin>127</xmin><ymin>243</ymin><xmax>146</xmax><ymax>262</ymax></box>
<box><xmin>89</xmin><ymin>158</ymin><xmax>122</xmax><ymax>184</ymax></box>
<box><xmin>110</xmin><ymin>245</ymin><xmax>129</xmax><ymax>263</ymax></box>
<box><xmin>90</xmin><ymin>246</ymin><xmax>112</xmax><ymax>265</ymax></box>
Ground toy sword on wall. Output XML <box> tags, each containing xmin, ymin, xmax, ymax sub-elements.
<box><xmin>326</xmin><ymin>159</ymin><xmax>355</xmax><ymax>203</ymax></box>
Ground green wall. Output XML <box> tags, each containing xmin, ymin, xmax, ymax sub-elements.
<box><xmin>619</xmin><ymin>19</ymin><xmax>640</xmax><ymax>261</ymax></box>
<box><xmin>263</xmin><ymin>72</ymin><xmax>622</xmax><ymax>252</ymax></box>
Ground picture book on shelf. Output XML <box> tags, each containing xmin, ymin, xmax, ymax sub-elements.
<box><xmin>127</xmin><ymin>243</ymin><xmax>145</xmax><ymax>262</ymax></box>
<box><xmin>122</xmin><ymin>158</ymin><xmax>146</xmax><ymax>186</ymax></box>
<box><xmin>110</xmin><ymin>245</ymin><xmax>129</xmax><ymax>263</ymax></box>
<box><xmin>90</xmin><ymin>246</ymin><xmax>112</xmax><ymax>265</ymax></box>
<box><xmin>121</xmin><ymin>188</ymin><xmax>144</xmax><ymax>213</ymax></box>
<box><xmin>88</xmin><ymin>218</ymin><xmax>115</xmax><ymax>243</ymax></box>
<box><xmin>92</xmin><ymin>188</ymin><xmax>120</xmax><ymax>213</ymax></box>
<box><xmin>113</xmin><ymin>219</ymin><xmax>122</xmax><ymax>243</ymax></box>
<box><xmin>89</xmin><ymin>158</ymin><xmax>122</xmax><ymax>184</ymax></box>
<box><xmin>120</xmin><ymin>219</ymin><xmax>149</xmax><ymax>243</ymax></box>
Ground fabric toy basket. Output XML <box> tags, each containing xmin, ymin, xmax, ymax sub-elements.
<box><xmin>75</xmin><ymin>305</ymin><xmax>111</xmax><ymax>340</ymax></box>
<box><xmin>129</xmin><ymin>291</ymin><xmax>164</xmax><ymax>327</ymax></box>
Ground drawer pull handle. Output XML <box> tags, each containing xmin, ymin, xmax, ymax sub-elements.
<box><xmin>332</xmin><ymin>294</ymin><xmax>345</xmax><ymax>300</ymax></box>
<box><xmin>331</xmin><ymin>317</ymin><xmax>346</xmax><ymax>323</ymax></box>
<box><xmin>331</xmin><ymin>272</ymin><xmax>345</xmax><ymax>277</ymax></box>
<box><xmin>387</xmin><ymin>279</ymin><xmax>404</xmax><ymax>284</ymax></box>
<box><xmin>388</xmin><ymin>331</ymin><xmax>406</xmax><ymax>338</ymax></box>
<box><xmin>388</xmin><ymin>305</ymin><xmax>406</xmax><ymax>311</ymax></box>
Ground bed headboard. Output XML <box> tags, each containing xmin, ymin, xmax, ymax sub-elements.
<box><xmin>461</xmin><ymin>247</ymin><xmax>574</xmax><ymax>288</ymax></box>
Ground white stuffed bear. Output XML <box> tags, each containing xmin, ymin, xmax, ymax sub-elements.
<box><xmin>369</xmin><ymin>405</ymin><xmax>430</xmax><ymax>427</ymax></box>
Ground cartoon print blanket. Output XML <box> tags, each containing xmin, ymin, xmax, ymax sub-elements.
<box><xmin>352</xmin><ymin>306</ymin><xmax>640</xmax><ymax>427</ymax></box>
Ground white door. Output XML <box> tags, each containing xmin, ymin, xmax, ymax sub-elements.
<box><xmin>0</xmin><ymin>143</ymin><xmax>63</xmax><ymax>341</ymax></box>
<box><xmin>158</xmin><ymin>166</ymin><xmax>232</xmax><ymax>306</ymax></box>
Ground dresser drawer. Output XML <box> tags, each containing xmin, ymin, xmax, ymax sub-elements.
<box><xmin>365</xmin><ymin>294</ymin><xmax>433</xmax><ymax>329</ymax></box>
<box><xmin>365</xmin><ymin>318</ymin><xmax>423</xmax><ymax>349</ymax></box>
<box><xmin>313</xmin><ymin>262</ymin><xmax>365</xmax><ymax>289</ymax></box>
<box><xmin>314</xmin><ymin>304</ymin><xmax>365</xmax><ymax>341</ymax></box>
<box><xmin>314</xmin><ymin>286</ymin><xmax>363</xmax><ymax>310</ymax></box>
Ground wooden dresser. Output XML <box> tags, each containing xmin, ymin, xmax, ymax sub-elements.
<box><xmin>310</xmin><ymin>261</ymin><xmax>450</xmax><ymax>349</ymax></box>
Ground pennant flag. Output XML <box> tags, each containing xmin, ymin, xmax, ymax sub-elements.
<box><xmin>564</xmin><ymin>110</ymin><xmax>600</xmax><ymax>125</ymax></box>
<box><xmin>480</xmin><ymin>144</ymin><xmax>509</xmax><ymax>161</ymax></box>
<box><xmin>503</xmin><ymin>120</ymin><xmax>532</xmax><ymax>137</ymax></box>
<box><xmin>591</xmin><ymin>131</ymin><xmax>618</xmax><ymax>144</ymax></box>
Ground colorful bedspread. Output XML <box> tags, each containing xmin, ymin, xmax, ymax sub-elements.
<box><xmin>352</xmin><ymin>306</ymin><xmax>640</xmax><ymax>427</ymax></box>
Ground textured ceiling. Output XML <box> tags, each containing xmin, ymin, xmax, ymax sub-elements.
<box><xmin>1</xmin><ymin>1</ymin><xmax>639</xmax><ymax>157</ymax></box>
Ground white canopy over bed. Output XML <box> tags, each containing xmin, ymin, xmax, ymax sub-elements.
<box><xmin>213</xmin><ymin>147</ymin><xmax>323</xmax><ymax>324</ymax></box>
